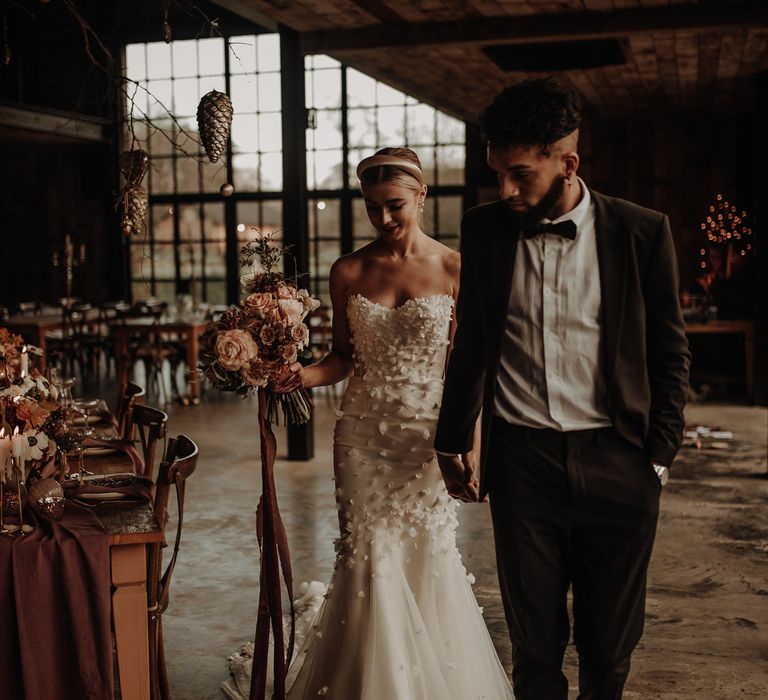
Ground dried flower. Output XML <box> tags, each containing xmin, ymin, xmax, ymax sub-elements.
<box><xmin>215</xmin><ymin>329</ymin><xmax>259</xmax><ymax>371</ymax></box>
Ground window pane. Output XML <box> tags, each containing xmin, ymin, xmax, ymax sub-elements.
<box><xmin>233</xmin><ymin>153</ymin><xmax>259</xmax><ymax>191</ymax></box>
<box><xmin>406</xmin><ymin>104</ymin><xmax>435</xmax><ymax>146</ymax></box>
<box><xmin>258</xmin><ymin>72</ymin><xmax>281</xmax><ymax>112</ymax></box>
<box><xmin>313</xmin><ymin>109</ymin><xmax>342</xmax><ymax>150</ymax></box>
<box><xmin>230</xmin><ymin>35</ymin><xmax>257</xmax><ymax>74</ymax></box>
<box><xmin>179</xmin><ymin>243</ymin><xmax>204</xmax><ymax>280</ymax></box>
<box><xmin>260</xmin><ymin>152</ymin><xmax>283</xmax><ymax>190</ymax></box>
<box><xmin>204</xmin><ymin>242</ymin><xmax>226</xmax><ymax>278</ymax></box>
<box><xmin>176</xmin><ymin>155</ymin><xmax>199</xmax><ymax>194</ymax></box>
<box><xmin>146</xmin><ymin>43</ymin><xmax>172</xmax><ymax>80</ymax></box>
<box><xmin>311</xmin><ymin>69</ymin><xmax>341</xmax><ymax>109</ymax></box>
<box><xmin>131</xmin><ymin>281</ymin><xmax>153</xmax><ymax>302</ymax></box>
<box><xmin>377</xmin><ymin>106</ymin><xmax>405</xmax><ymax>146</ymax></box>
<box><xmin>152</xmin><ymin>244</ymin><xmax>176</xmax><ymax>278</ymax></box>
<box><xmin>257</xmin><ymin>34</ymin><xmax>280</xmax><ymax>72</ymax></box>
<box><xmin>376</xmin><ymin>81</ymin><xmax>405</xmax><ymax>106</ymax></box>
<box><xmin>422</xmin><ymin>198</ymin><xmax>436</xmax><ymax>236</ymax></box>
<box><xmin>150</xmin><ymin>157</ymin><xmax>174</xmax><ymax>194</ymax></box>
<box><xmin>198</xmin><ymin>38</ymin><xmax>225</xmax><ymax>76</ymax></box>
<box><xmin>152</xmin><ymin>281</ymin><xmax>177</xmax><ymax>304</ymax></box>
<box><xmin>310</xmin><ymin>149</ymin><xmax>342</xmax><ymax>190</ymax></box>
<box><xmin>348</xmin><ymin>108</ymin><xmax>376</xmax><ymax>148</ymax></box>
<box><xmin>200</xmin><ymin>159</ymin><xmax>224</xmax><ymax>194</ymax></box>
<box><xmin>199</xmin><ymin>75</ymin><xmax>226</xmax><ymax>95</ymax></box>
<box><xmin>152</xmin><ymin>205</ymin><xmax>175</xmax><ymax>242</ymax></box>
<box><xmin>172</xmin><ymin>40</ymin><xmax>198</xmax><ymax>78</ymax></box>
<box><xmin>232</xmin><ymin>113</ymin><xmax>260</xmax><ymax>153</ymax></box>
<box><xmin>309</xmin><ymin>199</ymin><xmax>340</xmax><ymax>237</ymax></box>
<box><xmin>310</xmin><ymin>55</ymin><xmax>340</xmax><ymax>70</ymax></box>
<box><xmin>231</xmin><ymin>74</ymin><xmax>258</xmax><ymax>114</ymax></box>
<box><xmin>147</xmin><ymin>79</ymin><xmax>173</xmax><ymax>119</ymax></box>
<box><xmin>419</xmin><ymin>146</ymin><xmax>436</xmax><ymax>185</ymax></box>
<box><xmin>259</xmin><ymin>113</ymin><xmax>282</xmax><ymax>152</ymax></box>
<box><xmin>436</xmin><ymin>145</ymin><xmax>465</xmax><ymax>185</ymax></box>
<box><xmin>437</xmin><ymin>112</ymin><xmax>465</xmax><ymax>144</ymax></box>
<box><xmin>205</xmin><ymin>281</ymin><xmax>227</xmax><ymax>305</ymax></box>
<box><xmin>312</xmin><ymin>239</ymin><xmax>340</xmax><ymax>281</ymax></box>
<box><xmin>173</xmin><ymin>77</ymin><xmax>198</xmax><ymax>117</ymax></box>
<box><xmin>128</xmin><ymin>82</ymin><xmax>149</xmax><ymax>119</ymax></box>
<box><xmin>125</xmin><ymin>44</ymin><xmax>146</xmax><ymax>81</ymax></box>
<box><xmin>237</xmin><ymin>200</ymin><xmax>283</xmax><ymax>242</ymax></box>
<box><xmin>347</xmin><ymin>69</ymin><xmax>376</xmax><ymax>107</ymax></box>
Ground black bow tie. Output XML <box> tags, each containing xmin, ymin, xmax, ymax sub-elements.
<box><xmin>523</xmin><ymin>220</ymin><xmax>577</xmax><ymax>240</ymax></box>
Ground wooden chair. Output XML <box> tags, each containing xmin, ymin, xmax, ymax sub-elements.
<box><xmin>130</xmin><ymin>404</ymin><xmax>168</xmax><ymax>482</ymax></box>
<box><xmin>116</xmin><ymin>381</ymin><xmax>145</xmax><ymax>441</ymax></box>
<box><xmin>147</xmin><ymin>434</ymin><xmax>199</xmax><ymax>700</ymax></box>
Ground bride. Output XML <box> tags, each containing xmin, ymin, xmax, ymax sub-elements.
<box><xmin>223</xmin><ymin>147</ymin><xmax>513</xmax><ymax>699</ymax></box>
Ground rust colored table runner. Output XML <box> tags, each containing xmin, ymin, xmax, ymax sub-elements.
<box><xmin>0</xmin><ymin>503</ymin><xmax>113</xmax><ymax>700</ymax></box>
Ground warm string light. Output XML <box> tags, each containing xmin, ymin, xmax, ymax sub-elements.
<box><xmin>698</xmin><ymin>194</ymin><xmax>754</xmax><ymax>272</ymax></box>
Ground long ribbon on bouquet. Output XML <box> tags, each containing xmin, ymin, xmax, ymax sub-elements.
<box><xmin>250</xmin><ymin>388</ymin><xmax>296</xmax><ymax>700</ymax></box>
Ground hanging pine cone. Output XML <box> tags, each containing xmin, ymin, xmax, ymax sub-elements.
<box><xmin>2</xmin><ymin>43</ymin><xmax>10</xmax><ymax>67</ymax></box>
<box><xmin>161</xmin><ymin>20</ymin><xmax>172</xmax><ymax>44</ymax></box>
<box><xmin>118</xmin><ymin>149</ymin><xmax>149</xmax><ymax>187</ymax></box>
<box><xmin>197</xmin><ymin>90</ymin><xmax>233</xmax><ymax>163</ymax></box>
<box><xmin>121</xmin><ymin>185</ymin><xmax>148</xmax><ymax>236</ymax></box>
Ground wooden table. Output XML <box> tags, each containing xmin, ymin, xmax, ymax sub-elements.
<box><xmin>6</xmin><ymin>310</ymin><xmax>98</xmax><ymax>362</ymax></box>
<box><xmin>98</xmin><ymin>501</ymin><xmax>163</xmax><ymax>700</ymax></box>
<box><xmin>112</xmin><ymin>319</ymin><xmax>207</xmax><ymax>403</ymax></box>
<box><xmin>685</xmin><ymin>319</ymin><xmax>755</xmax><ymax>402</ymax></box>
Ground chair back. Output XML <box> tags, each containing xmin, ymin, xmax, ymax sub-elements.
<box><xmin>131</xmin><ymin>404</ymin><xmax>168</xmax><ymax>481</ymax></box>
<box><xmin>116</xmin><ymin>381</ymin><xmax>145</xmax><ymax>440</ymax></box>
<box><xmin>147</xmin><ymin>434</ymin><xmax>199</xmax><ymax>700</ymax></box>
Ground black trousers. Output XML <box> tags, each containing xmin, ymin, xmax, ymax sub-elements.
<box><xmin>487</xmin><ymin>417</ymin><xmax>661</xmax><ymax>700</ymax></box>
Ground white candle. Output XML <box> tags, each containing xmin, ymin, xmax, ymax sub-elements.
<box><xmin>0</xmin><ymin>429</ymin><xmax>9</xmax><ymax>479</ymax></box>
<box><xmin>11</xmin><ymin>427</ymin><xmax>24</xmax><ymax>465</ymax></box>
<box><xmin>20</xmin><ymin>348</ymin><xmax>29</xmax><ymax>376</ymax></box>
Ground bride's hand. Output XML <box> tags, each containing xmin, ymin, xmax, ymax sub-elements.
<box><xmin>270</xmin><ymin>363</ymin><xmax>305</xmax><ymax>394</ymax></box>
<box><xmin>437</xmin><ymin>453</ymin><xmax>480</xmax><ymax>503</ymax></box>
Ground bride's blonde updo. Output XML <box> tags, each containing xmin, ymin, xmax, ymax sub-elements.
<box><xmin>358</xmin><ymin>147</ymin><xmax>424</xmax><ymax>192</ymax></box>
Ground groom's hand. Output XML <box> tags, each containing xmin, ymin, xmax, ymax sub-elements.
<box><xmin>437</xmin><ymin>453</ymin><xmax>480</xmax><ymax>503</ymax></box>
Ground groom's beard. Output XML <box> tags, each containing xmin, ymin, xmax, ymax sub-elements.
<box><xmin>516</xmin><ymin>174</ymin><xmax>567</xmax><ymax>231</ymax></box>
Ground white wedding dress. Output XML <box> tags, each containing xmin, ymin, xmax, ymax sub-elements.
<box><xmin>223</xmin><ymin>294</ymin><xmax>514</xmax><ymax>700</ymax></box>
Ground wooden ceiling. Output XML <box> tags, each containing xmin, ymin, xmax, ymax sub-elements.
<box><xmin>215</xmin><ymin>0</ymin><xmax>768</xmax><ymax>121</ymax></box>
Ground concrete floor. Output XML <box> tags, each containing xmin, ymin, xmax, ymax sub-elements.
<box><xmin>155</xmin><ymin>391</ymin><xmax>767</xmax><ymax>700</ymax></box>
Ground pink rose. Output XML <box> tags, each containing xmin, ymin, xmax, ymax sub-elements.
<box><xmin>290</xmin><ymin>323</ymin><xmax>309</xmax><ymax>349</ymax></box>
<box><xmin>280</xmin><ymin>345</ymin><xmax>298</xmax><ymax>364</ymax></box>
<box><xmin>215</xmin><ymin>329</ymin><xmax>259</xmax><ymax>371</ymax></box>
<box><xmin>278</xmin><ymin>299</ymin><xmax>305</xmax><ymax>326</ymax></box>
<box><xmin>277</xmin><ymin>283</ymin><xmax>296</xmax><ymax>300</ymax></box>
<box><xmin>243</xmin><ymin>292</ymin><xmax>278</xmax><ymax>318</ymax></box>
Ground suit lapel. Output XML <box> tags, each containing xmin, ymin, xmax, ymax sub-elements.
<box><xmin>490</xmin><ymin>203</ymin><xmax>520</xmax><ymax>325</ymax></box>
<box><xmin>592</xmin><ymin>190</ymin><xmax>626</xmax><ymax>393</ymax></box>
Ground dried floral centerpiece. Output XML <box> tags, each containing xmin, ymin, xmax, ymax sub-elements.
<box><xmin>199</xmin><ymin>232</ymin><xmax>321</xmax><ymax>700</ymax></box>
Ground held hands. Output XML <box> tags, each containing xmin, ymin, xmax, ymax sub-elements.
<box><xmin>437</xmin><ymin>451</ymin><xmax>482</xmax><ymax>503</ymax></box>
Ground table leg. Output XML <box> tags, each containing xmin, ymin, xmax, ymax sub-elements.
<box><xmin>112</xmin><ymin>543</ymin><xmax>151</xmax><ymax>700</ymax></box>
<box><xmin>185</xmin><ymin>330</ymin><xmax>201</xmax><ymax>403</ymax></box>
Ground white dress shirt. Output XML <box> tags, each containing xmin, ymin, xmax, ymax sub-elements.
<box><xmin>493</xmin><ymin>179</ymin><xmax>612</xmax><ymax>431</ymax></box>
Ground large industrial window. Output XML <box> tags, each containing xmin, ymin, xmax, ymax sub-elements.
<box><xmin>305</xmin><ymin>56</ymin><xmax>466</xmax><ymax>305</ymax></box>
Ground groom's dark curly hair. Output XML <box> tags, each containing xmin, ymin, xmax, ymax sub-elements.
<box><xmin>480</xmin><ymin>77</ymin><xmax>582</xmax><ymax>149</ymax></box>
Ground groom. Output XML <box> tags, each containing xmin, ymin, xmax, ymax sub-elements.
<box><xmin>435</xmin><ymin>78</ymin><xmax>690</xmax><ymax>699</ymax></box>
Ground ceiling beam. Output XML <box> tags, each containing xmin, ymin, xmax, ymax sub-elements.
<box><xmin>206</xmin><ymin>0</ymin><xmax>279</xmax><ymax>33</ymax></box>
<box><xmin>350</xmin><ymin>0</ymin><xmax>405</xmax><ymax>24</ymax></box>
<box><xmin>301</xmin><ymin>1</ymin><xmax>768</xmax><ymax>54</ymax></box>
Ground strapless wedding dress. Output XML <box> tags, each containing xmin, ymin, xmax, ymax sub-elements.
<box><xmin>222</xmin><ymin>294</ymin><xmax>513</xmax><ymax>700</ymax></box>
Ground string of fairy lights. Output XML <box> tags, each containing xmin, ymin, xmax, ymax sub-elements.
<box><xmin>698</xmin><ymin>194</ymin><xmax>754</xmax><ymax>272</ymax></box>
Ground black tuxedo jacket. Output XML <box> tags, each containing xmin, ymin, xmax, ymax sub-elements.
<box><xmin>434</xmin><ymin>189</ymin><xmax>691</xmax><ymax>499</ymax></box>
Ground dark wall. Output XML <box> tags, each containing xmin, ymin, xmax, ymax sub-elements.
<box><xmin>0</xmin><ymin>137</ymin><xmax>121</xmax><ymax>307</ymax></box>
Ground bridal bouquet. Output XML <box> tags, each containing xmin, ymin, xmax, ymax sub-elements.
<box><xmin>199</xmin><ymin>232</ymin><xmax>321</xmax><ymax>424</ymax></box>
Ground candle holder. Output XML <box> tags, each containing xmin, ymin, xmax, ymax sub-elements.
<box><xmin>2</xmin><ymin>457</ymin><xmax>32</xmax><ymax>536</ymax></box>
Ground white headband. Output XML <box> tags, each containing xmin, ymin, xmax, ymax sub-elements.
<box><xmin>356</xmin><ymin>155</ymin><xmax>425</xmax><ymax>186</ymax></box>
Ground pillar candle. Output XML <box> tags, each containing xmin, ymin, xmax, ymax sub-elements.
<box><xmin>0</xmin><ymin>429</ymin><xmax>9</xmax><ymax>479</ymax></box>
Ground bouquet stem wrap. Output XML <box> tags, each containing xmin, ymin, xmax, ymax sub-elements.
<box><xmin>250</xmin><ymin>388</ymin><xmax>296</xmax><ymax>700</ymax></box>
